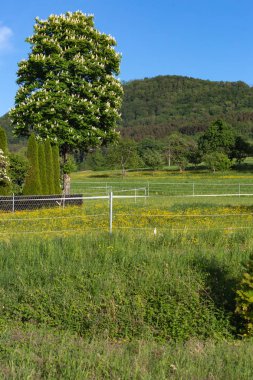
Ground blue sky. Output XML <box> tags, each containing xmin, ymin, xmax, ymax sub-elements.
<box><xmin>1</xmin><ymin>0</ymin><xmax>253</xmax><ymax>116</ymax></box>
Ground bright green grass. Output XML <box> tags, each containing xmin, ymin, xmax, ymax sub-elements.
<box><xmin>1</xmin><ymin>170</ymin><xmax>253</xmax><ymax>378</ymax></box>
<box><xmin>0</xmin><ymin>232</ymin><xmax>253</xmax><ymax>378</ymax></box>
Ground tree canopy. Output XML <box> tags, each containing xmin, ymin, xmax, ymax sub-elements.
<box><xmin>198</xmin><ymin>119</ymin><xmax>235</xmax><ymax>155</ymax></box>
<box><xmin>10</xmin><ymin>11</ymin><xmax>123</xmax><ymax>158</ymax></box>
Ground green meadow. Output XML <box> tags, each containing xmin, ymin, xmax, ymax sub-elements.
<box><xmin>1</xmin><ymin>169</ymin><xmax>253</xmax><ymax>378</ymax></box>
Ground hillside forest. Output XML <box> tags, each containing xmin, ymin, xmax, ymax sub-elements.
<box><xmin>1</xmin><ymin>75</ymin><xmax>253</xmax><ymax>191</ymax></box>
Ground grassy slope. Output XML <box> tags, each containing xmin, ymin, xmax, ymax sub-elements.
<box><xmin>0</xmin><ymin>231</ymin><xmax>253</xmax><ymax>378</ymax></box>
<box><xmin>1</xmin><ymin>170</ymin><xmax>253</xmax><ymax>378</ymax></box>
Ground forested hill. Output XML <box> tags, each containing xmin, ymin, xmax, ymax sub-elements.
<box><xmin>2</xmin><ymin>75</ymin><xmax>253</xmax><ymax>144</ymax></box>
<box><xmin>120</xmin><ymin>75</ymin><xmax>253</xmax><ymax>140</ymax></box>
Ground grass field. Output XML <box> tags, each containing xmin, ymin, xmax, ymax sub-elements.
<box><xmin>1</xmin><ymin>169</ymin><xmax>253</xmax><ymax>378</ymax></box>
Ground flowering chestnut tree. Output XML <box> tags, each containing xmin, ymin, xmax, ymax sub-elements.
<box><xmin>10</xmin><ymin>11</ymin><xmax>123</xmax><ymax>191</ymax></box>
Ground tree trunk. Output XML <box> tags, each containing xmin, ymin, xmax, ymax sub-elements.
<box><xmin>63</xmin><ymin>173</ymin><xmax>71</xmax><ymax>195</ymax></box>
<box><xmin>62</xmin><ymin>149</ymin><xmax>71</xmax><ymax>195</ymax></box>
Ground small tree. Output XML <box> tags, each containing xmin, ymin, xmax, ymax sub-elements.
<box><xmin>38</xmin><ymin>142</ymin><xmax>48</xmax><ymax>194</ymax></box>
<box><xmin>108</xmin><ymin>139</ymin><xmax>142</xmax><ymax>176</ymax></box>
<box><xmin>204</xmin><ymin>152</ymin><xmax>231</xmax><ymax>172</ymax></box>
<box><xmin>198</xmin><ymin>119</ymin><xmax>235</xmax><ymax>155</ymax></box>
<box><xmin>163</xmin><ymin>134</ymin><xmax>194</xmax><ymax>171</ymax></box>
<box><xmin>23</xmin><ymin>134</ymin><xmax>41</xmax><ymax>195</ymax></box>
<box><xmin>142</xmin><ymin>149</ymin><xmax>164</xmax><ymax>171</ymax></box>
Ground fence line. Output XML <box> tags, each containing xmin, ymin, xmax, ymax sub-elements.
<box><xmin>71</xmin><ymin>180</ymin><xmax>253</xmax><ymax>198</ymax></box>
<box><xmin>1</xmin><ymin>187</ymin><xmax>253</xmax><ymax>237</ymax></box>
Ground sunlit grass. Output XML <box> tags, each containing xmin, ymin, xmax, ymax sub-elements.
<box><xmin>1</xmin><ymin>170</ymin><xmax>253</xmax><ymax>378</ymax></box>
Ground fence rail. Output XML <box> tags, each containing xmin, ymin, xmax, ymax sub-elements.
<box><xmin>70</xmin><ymin>181</ymin><xmax>253</xmax><ymax>197</ymax></box>
<box><xmin>1</xmin><ymin>183</ymin><xmax>253</xmax><ymax>237</ymax></box>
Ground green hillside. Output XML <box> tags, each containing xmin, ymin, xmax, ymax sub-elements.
<box><xmin>120</xmin><ymin>75</ymin><xmax>253</xmax><ymax>140</ymax></box>
<box><xmin>0</xmin><ymin>113</ymin><xmax>25</xmax><ymax>151</ymax></box>
<box><xmin>2</xmin><ymin>75</ymin><xmax>253</xmax><ymax>145</ymax></box>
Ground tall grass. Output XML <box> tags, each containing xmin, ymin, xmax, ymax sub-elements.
<box><xmin>1</xmin><ymin>170</ymin><xmax>253</xmax><ymax>377</ymax></box>
<box><xmin>0</xmin><ymin>231</ymin><xmax>250</xmax><ymax>340</ymax></box>
<box><xmin>0</xmin><ymin>231</ymin><xmax>253</xmax><ymax>378</ymax></box>
<box><xmin>1</xmin><ymin>324</ymin><xmax>253</xmax><ymax>379</ymax></box>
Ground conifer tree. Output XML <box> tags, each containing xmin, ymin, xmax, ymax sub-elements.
<box><xmin>23</xmin><ymin>134</ymin><xmax>41</xmax><ymax>195</ymax></box>
<box><xmin>38</xmin><ymin>142</ymin><xmax>48</xmax><ymax>194</ymax></box>
<box><xmin>52</xmin><ymin>145</ymin><xmax>61</xmax><ymax>194</ymax></box>
<box><xmin>44</xmin><ymin>140</ymin><xmax>54</xmax><ymax>194</ymax></box>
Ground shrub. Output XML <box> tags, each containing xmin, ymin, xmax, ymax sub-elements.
<box><xmin>235</xmin><ymin>254</ymin><xmax>253</xmax><ymax>336</ymax></box>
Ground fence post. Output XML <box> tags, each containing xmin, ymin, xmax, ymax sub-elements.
<box><xmin>193</xmin><ymin>183</ymin><xmax>195</xmax><ymax>197</ymax></box>
<box><xmin>109</xmin><ymin>191</ymin><xmax>113</xmax><ymax>234</ymax></box>
<box><xmin>12</xmin><ymin>193</ymin><xmax>15</xmax><ymax>213</ymax></box>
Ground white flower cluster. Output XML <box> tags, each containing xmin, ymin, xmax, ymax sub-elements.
<box><xmin>0</xmin><ymin>149</ymin><xmax>11</xmax><ymax>184</ymax></box>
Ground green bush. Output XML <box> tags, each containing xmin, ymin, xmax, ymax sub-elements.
<box><xmin>9</xmin><ymin>153</ymin><xmax>29</xmax><ymax>194</ymax></box>
<box><xmin>235</xmin><ymin>254</ymin><xmax>253</xmax><ymax>336</ymax></box>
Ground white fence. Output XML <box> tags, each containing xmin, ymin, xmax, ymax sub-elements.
<box><xmin>71</xmin><ymin>181</ymin><xmax>253</xmax><ymax>197</ymax></box>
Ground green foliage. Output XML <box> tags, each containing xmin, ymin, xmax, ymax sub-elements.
<box><xmin>52</xmin><ymin>145</ymin><xmax>61</xmax><ymax>194</ymax></box>
<box><xmin>9</xmin><ymin>153</ymin><xmax>29</xmax><ymax>194</ymax></box>
<box><xmin>142</xmin><ymin>149</ymin><xmax>164</xmax><ymax>170</ymax></box>
<box><xmin>5</xmin><ymin>74</ymin><xmax>253</xmax><ymax>146</ymax></box>
<box><xmin>82</xmin><ymin>148</ymin><xmax>108</xmax><ymax>171</ymax></box>
<box><xmin>163</xmin><ymin>133</ymin><xmax>197</xmax><ymax>171</ymax></box>
<box><xmin>108</xmin><ymin>139</ymin><xmax>143</xmax><ymax>175</ymax></box>
<box><xmin>44</xmin><ymin>140</ymin><xmax>54</xmax><ymax>194</ymax></box>
<box><xmin>62</xmin><ymin>156</ymin><xmax>77</xmax><ymax>175</ymax></box>
<box><xmin>121</xmin><ymin>75</ymin><xmax>253</xmax><ymax>140</ymax></box>
<box><xmin>198</xmin><ymin>119</ymin><xmax>236</xmax><ymax>155</ymax></box>
<box><xmin>137</xmin><ymin>138</ymin><xmax>164</xmax><ymax>156</ymax></box>
<box><xmin>38</xmin><ymin>142</ymin><xmax>48</xmax><ymax>195</ymax></box>
<box><xmin>235</xmin><ymin>255</ymin><xmax>253</xmax><ymax>336</ymax></box>
<box><xmin>0</xmin><ymin>126</ymin><xmax>8</xmax><ymax>153</ymax></box>
<box><xmin>229</xmin><ymin>136</ymin><xmax>253</xmax><ymax>164</ymax></box>
<box><xmin>10</xmin><ymin>11</ymin><xmax>123</xmax><ymax>158</ymax></box>
<box><xmin>23</xmin><ymin>134</ymin><xmax>41</xmax><ymax>195</ymax></box>
<box><xmin>0</xmin><ymin>149</ymin><xmax>11</xmax><ymax>195</ymax></box>
<box><xmin>204</xmin><ymin>152</ymin><xmax>232</xmax><ymax>172</ymax></box>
